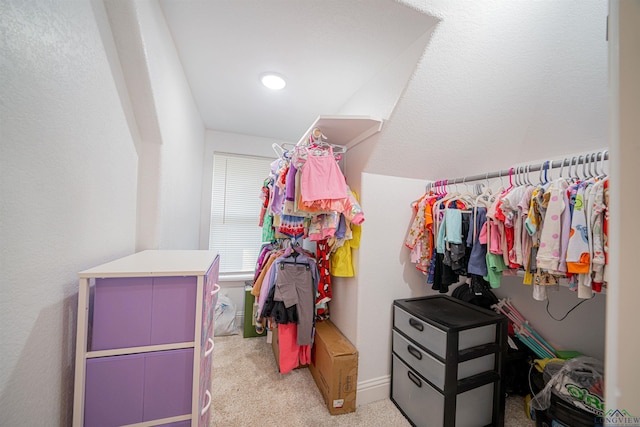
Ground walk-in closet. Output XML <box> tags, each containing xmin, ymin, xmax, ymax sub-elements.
<box><xmin>3</xmin><ymin>1</ymin><xmax>640</xmax><ymax>426</ymax></box>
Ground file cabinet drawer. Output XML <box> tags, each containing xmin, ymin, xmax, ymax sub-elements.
<box><xmin>393</xmin><ymin>306</ymin><xmax>497</xmax><ymax>359</ymax></box>
<box><xmin>391</xmin><ymin>354</ymin><xmax>495</xmax><ymax>427</ymax></box>
<box><xmin>392</xmin><ymin>330</ymin><xmax>495</xmax><ymax>390</ymax></box>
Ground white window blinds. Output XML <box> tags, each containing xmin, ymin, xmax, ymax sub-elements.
<box><xmin>209</xmin><ymin>153</ymin><xmax>274</xmax><ymax>274</ymax></box>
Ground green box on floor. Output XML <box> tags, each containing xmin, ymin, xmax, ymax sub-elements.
<box><xmin>243</xmin><ymin>284</ymin><xmax>266</xmax><ymax>338</ymax></box>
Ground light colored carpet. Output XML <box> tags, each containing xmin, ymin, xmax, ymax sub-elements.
<box><xmin>209</xmin><ymin>330</ymin><xmax>535</xmax><ymax>427</ymax></box>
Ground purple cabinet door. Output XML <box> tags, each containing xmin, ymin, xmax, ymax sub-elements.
<box><xmin>143</xmin><ymin>349</ymin><xmax>194</xmax><ymax>421</ymax></box>
<box><xmin>201</xmin><ymin>258</ymin><xmax>219</xmax><ymax>347</ymax></box>
<box><xmin>91</xmin><ymin>278</ymin><xmax>153</xmax><ymax>350</ymax></box>
<box><xmin>85</xmin><ymin>354</ymin><xmax>145</xmax><ymax>427</ymax></box>
<box><xmin>92</xmin><ymin>276</ymin><xmax>199</xmax><ymax>350</ymax></box>
<box><xmin>151</xmin><ymin>277</ymin><xmax>197</xmax><ymax>345</ymax></box>
<box><xmin>198</xmin><ymin>353</ymin><xmax>213</xmax><ymax>427</ymax></box>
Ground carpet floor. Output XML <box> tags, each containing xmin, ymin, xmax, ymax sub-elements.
<box><xmin>209</xmin><ymin>331</ymin><xmax>535</xmax><ymax>427</ymax></box>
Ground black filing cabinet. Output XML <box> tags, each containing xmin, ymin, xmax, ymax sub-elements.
<box><xmin>391</xmin><ymin>295</ymin><xmax>507</xmax><ymax>427</ymax></box>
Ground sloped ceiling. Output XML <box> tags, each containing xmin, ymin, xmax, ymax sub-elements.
<box><xmin>159</xmin><ymin>0</ymin><xmax>439</xmax><ymax>142</ymax></box>
<box><xmin>128</xmin><ymin>0</ymin><xmax>607</xmax><ymax>181</ymax></box>
<box><xmin>363</xmin><ymin>0</ymin><xmax>609</xmax><ymax>180</ymax></box>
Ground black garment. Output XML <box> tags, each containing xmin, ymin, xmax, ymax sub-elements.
<box><xmin>451</xmin><ymin>275</ymin><xmax>498</xmax><ymax>310</ymax></box>
<box><xmin>432</xmin><ymin>252</ymin><xmax>458</xmax><ymax>293</ymax></box>
<box><xmin>261</xmin><ymin>280</ymin><xmax>298</xmax><ymax>324</ymax></box>
<box><xmin>451</xmin><ymin>212</ymin><xmax>472</xmax><ymax>275</ymax></box>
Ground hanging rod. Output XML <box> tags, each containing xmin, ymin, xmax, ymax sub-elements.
<box><xmin>428</xmin><ymin>149</ymin><xmax>609</xmax><ymax>187</ymax></box>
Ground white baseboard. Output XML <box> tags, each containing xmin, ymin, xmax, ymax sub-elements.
<box><xmin>236</xmin><ymin>312</ymin><xmax>244</xmax><ymax>327</ymax></box>
<box><xmin>356</xmin><ymin>375</ymin><xmax>391</xmax><ymax>407</ymax></box>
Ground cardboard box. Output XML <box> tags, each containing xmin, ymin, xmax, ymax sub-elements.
<box><xmin>271</xmin><ymin>324</ymin><xmax>308</xmax><ymax>372</ymax></box>
<box><xmin>309</xmin><ymin>320</ymin><xmax>358</xmax><ymax>415</ymax></box>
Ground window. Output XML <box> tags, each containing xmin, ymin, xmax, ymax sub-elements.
<box><xmin>209</xmin><ymin>153</ymin><xmax>274</xmax><ymax>274</ymax></box>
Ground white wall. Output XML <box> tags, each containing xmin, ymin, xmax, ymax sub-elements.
<box><xmin>349</xmin><ymin>172</ymin><xmax>435</xmax><ymax>405</ymax></box>
<box><xmin>0</xmin><ymin>1</ymin><xmax>138</xmax><ymax>424</ymax></box>
<box><xmin>364</xmin><ymin>0</ymin><xmax>608</xmax><ymax>180</ymax></box>
<box><xmin>493</xmin><ymin>278</ymin><xmax>606</xmax><ymax>360</ymax></box>
<box><xmin>606</xmin><ymin>0</ymin><xmax>640</xmax><ymax>415</ymax></box>
<box><xmin>133</xmin><ymin>0</ymin><xmax>206</xmax><ymax>250</ymax></box>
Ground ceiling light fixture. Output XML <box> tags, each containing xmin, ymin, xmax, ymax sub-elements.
<box><xmin>260</xmin><ymin>73</ymin><xmax>286</xmax><ymax>90</ymax></box>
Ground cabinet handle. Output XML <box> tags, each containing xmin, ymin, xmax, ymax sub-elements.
<box><xmin>408</xmin><ymin>318</ymin><xmax>424</xmax><ymax>331</ymax></box>
<box><xmin>407</xmin><ymin>371</ymin><xmax>422</xmax><ymax>388</ymax></box>
<box><xmin>211</xmin><ymin>283</ymin><xmax>220</xmax><ymax>296</ymax></box>
<box><xmin>204</xmin><ymin>337</ymin><xmax>215</xmax><ymax>357</ymax></box>
<box><xmin>407</xmin><ymin>345</ymin><xmax>422</xmax><ymax>360</ymax></box>
<box><xmin>201</xmin><ymin>390</ymin><xmax>212</xmax><ymax>416</ymax></box>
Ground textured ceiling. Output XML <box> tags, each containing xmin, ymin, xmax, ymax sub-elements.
<box><xmin>158</xmin><ymin>0</ymin><xmax>437</xmax><ymax>142</ymax></box>
<box><xmin>360</xmin><ymin>0</ymin><xmax>609</xmax><ymax>181</ymax></box>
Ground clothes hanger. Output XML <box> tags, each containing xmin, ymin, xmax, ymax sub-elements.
<box><xmin>516</xmin><ymin>166</ymin><xmax>525</xmax><ymax>187</ymax></box>
<box><xmin>272</xmin><ymin>143</ymin><xmax>286</xmax><ymax>159</ymax></box>
<box><xmin>568</xmin><ymin>156</ymin><xmax>579</xmax><ymax>182</ymax></box>
<box><xmin>475</xmin><ymin>173</ymin><xmax>494</xmax><ymax>207</ymax></box>
<box><xmin>538</xmin><ymin>161</ymin><xmax>549</xmax><ymax>185</ymax></box>
<box><xmin>545</xmin><ymin>161</ymin><xmax>552</xmax><ymax>183</ymax></box>
<box><xmin>591</xmin><ymin>152</ymin><xmax>599</xmax><ymax>178</ymax></box>
<box><xmin>586</xmin><ymin>153</ymin><xmax>595</xmax><ymax>179</ymax></box>
<box><xmin>578</xmin><ymin>155</ymin><xmax>587</xmax><ymax>181</ymax></box>
<box><xmin>558</xmin><ymin>157</ymin><xmax>568</xmax><ymax>180</ymax></box>
<box><xmin>490</xmin><ymin>171</ymin><xmax>505</xmax><ymax>195</ymax></box>
<box><xmin>444</xmin><ymin>178</ymin><xmax>476</xmax><ymax>208</ymax></box>
<box><xmin>500</xmin><ymin>167</ymin><xmax>515</xmax><ymax>196</ymax></box>
<box><xmin>581</xmin><ymin>154</ymin><xmax>590</xmax><ymax>180</ymax></box>
<box><xmin>598</xmin><ymin>150</ymin><xmax>608</xmax><ymax>178</ymax></box>
<box><xmin>441</xmin><ymin>179</ymin><xmax>464</xmax><ymax>206</ymax></box>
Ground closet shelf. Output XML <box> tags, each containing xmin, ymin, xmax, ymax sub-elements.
<box><xmin>296</xmin><ymin>115</ymin><xmax>383</xmax><ymax>148</ymax></box>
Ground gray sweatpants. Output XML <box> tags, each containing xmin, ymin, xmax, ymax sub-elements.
<box><xmin>274</xmin><ymin>264</ymin><xmax>315</xmax><ymax>345</ymax></box>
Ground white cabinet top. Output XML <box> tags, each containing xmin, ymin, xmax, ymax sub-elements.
<box><xmin>296</xmin><ymin>115</ymin><xmax>383</xmax><ymax>148</ymax></box>
<box><xmin>78</xmin><ymin>250</ymin><xmax>219</xmax><ymax>278</ymax></box>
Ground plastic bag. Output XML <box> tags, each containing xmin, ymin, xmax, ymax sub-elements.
<box><xmin>214</xmin><ymin>293</ymin><xmax>239</xmax><ymax>336</ymax></box>
<box><xmin>530</xmin><ymin>356</ymin><xmax>604</xmax><ymax>416</ymax></box>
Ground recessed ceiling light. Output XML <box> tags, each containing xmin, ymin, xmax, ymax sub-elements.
<box><xmin>260</xmin><ymin>73</ymin><xmax>286</xmax><ymax>90</ymax></box>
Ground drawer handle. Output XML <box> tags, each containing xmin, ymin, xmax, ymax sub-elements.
<box><xmin>409</xmin><ymin>318</ymin><xmax>424</xmax><ymax>331</ymax></box>
<box><xmin>211</xmin><ymin>283</ymin><xmax>220</xmax><ymax>296</ymax></box>
<box><xmin>407</xmin><ymin>345</ymin><xmax>422</xmax><ymax>360</ymax></box>
<box><xmin>201</xmin><ymin>390</ymin><xmax>212</xmax><ymax>416</ymax></box>
<box><xmin>204</xmin><ymin>337</ymin><xmax>215</xmax><ymax>357</ymax></box>
<box><xmin>407</xmin><ymin>371</ymin><xmax>422</xmax><ymax>388</ymax></box>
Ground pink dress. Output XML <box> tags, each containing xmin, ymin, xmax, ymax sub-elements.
<box><xmin>300</xmin><ymin>146</ymin><xmax>347</xmax><ymax>202</ymax></box>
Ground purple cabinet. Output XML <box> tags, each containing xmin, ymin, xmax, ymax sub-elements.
<box><xmin>84</xmin><ymin>349</ymin><xmax>194</xmax><ymax>427</ymax></box>
<box><xmin>144</xmin><ymin>349</ymin><xmax>194</xmax><ymax>421</ymax></box>
<box><xmin>151</xmin><ymin>277</ymin><xmax>197</xmax><ymax>345</ymax></box>
<box><xmin>75</xmin><ymin>251</ymin><xmax>219</xmax><ymax>427</ymax></box>
<box><xmin>91</xmin><ymin>276</ymin><xmax>197</xmax><ymax>351</ymax></box>
<box><xmin>91</xmin><ymin>278</ymin><xmax>153</xmax><ymax>351</ymax></box>
<box><xmin>84</xmin><ymin>354</ymin><xmax>145</xmax><ymax>427</ymax></box>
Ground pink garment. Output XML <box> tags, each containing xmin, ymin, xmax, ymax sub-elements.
<box><xmin>278</xmin><ymin>323</ymin><xmax>300</xmax><ymax>374</ymax></box>
<box><xmin>300</xmin><ymin>147</ymin><xmax>347</xmax><ymax>202</ymax></box>
<box><xmin>479</xmin><ymin>221</ymin><xmax>502</xmax><ymax>254</ymax></box>
<box><xmin>278</xmin><ymin>323</ymin><xmax>310</xmax><ymax>374</ymax></box>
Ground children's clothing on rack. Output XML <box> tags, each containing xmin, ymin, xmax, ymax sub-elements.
<box><xmin>257</xmin><ymin>134</ymin><xmax>364</xmax><ymax>316</ymax></box>
<box><xmin>406</xmin><ymin>158</ymin><xmax>609</xmax><ymax>301</ymax></box>
<box><xmin>251</xmin><ymin>131</ymin><xmax>365</xmax><ymax>374</ymax></box>
<box><xmin>252</xmin><ymin>243</ymin><xmax>318</xmax><ymax>374</ymax></box>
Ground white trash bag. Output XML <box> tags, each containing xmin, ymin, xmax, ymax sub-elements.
<box><xmin>214</xmin><ymin>293</ymin><xmax>239</xmax><ymax>336</ymax></box>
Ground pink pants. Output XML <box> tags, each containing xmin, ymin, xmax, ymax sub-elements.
<box><xmin>278</xmin><ymin>323</ymin><xmax>311</xmax><ymax>374</ymax></box>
